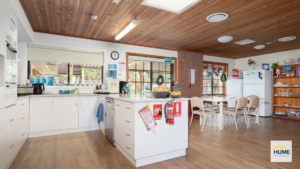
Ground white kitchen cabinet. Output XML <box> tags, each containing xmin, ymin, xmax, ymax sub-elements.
<box><xmin>30</xmin><ymin>97</ymin><xmax>56</xmax><ymax>133</ymax></box>
<box><xmin>0</xmin><ymin>87</ymin><xmax>4</xmax><ymax>110</ymax></box>
<box><xmin>0</xmin><ymin>129</ymin><xmax>4</xmax><ymax>169</ymax></box>
<box><xmin>55</xmin><ymin>97</ymin><xmax>79</xmax><ymax>130</ymax></box>
<box><xmin>4</xmin><ymin>0</ymin><xmax>18</xmax><ymax>48</ymax></box>
<box><xmin>0</xmin><ymin>109</ymin><xmax>4</xmax><ymax>131</ymax></box>
<box><xmin>79</xmin><ymin>96</ymin><xmax>99</xmax><ymax>127</ymax></box>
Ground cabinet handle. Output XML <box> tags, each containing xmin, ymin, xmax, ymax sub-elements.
<box><xmin>80</xmin><ymin>100</ymin><xmax>81</xmax><ymax>106</ymax></box>
<box><xmin>21</xmin><ymin>117</ymin><xmax>25</xmax><ymax>120</ymax></box>
<box><xmin>22</xmin><ymin>133</ymin><xmax>25</xmax><ymax>136</ymax></box>
<box><xmin>10</xmin><ymin>144</ymin><xmax>14</xmax><ymax>149</ymax></box>
<box><xmin>53</xmin><ymin>100</ymin><xmax>54</xmax><ymax>107</ymax></box>
<box><xmin>126</xmin><ymin>107</ymin><xmax>130</xmax><ymax>109</ymax></box>
<box><xmin>76</xmin><ymin>99</ymin><xmax>77</xmax><ymax>106</ymax></box>
<box><xmin>116</xmin><ymin>104</ymin><xmax>120</xmax><ymax>106</ymax></box>
<box><xmin>125</xmin><ymin>146</ymin><xmax>130</xmax><ymax>149</ymax></box>
<box><xmin>126</xmin><ymin>120</ymin><xmax>130</xmax><ymax>123</ymax></box>
<box><xmin>10</xmin><ymin>119</ymin><xmax>14</xmax><ymax>122</ymax></box>
<box><xmin>126</xmin><ymin>133</ymin><xmax>130</xmax><ymax>136</ymax></box>
<box><xmin>21</xmin><ymin>104</ymin><xmax>24</xmax><ymax>106</ymax></box>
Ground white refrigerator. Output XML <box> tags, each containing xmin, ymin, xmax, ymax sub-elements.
<box><xmin>243</xmin><ymin>70</ymin><xmax>272</xmax><ymax>117</ymax></box>
<box><xmin>227</xmin><ymin>78</ymin><xmax>243</xmax><ymax>108</ymax></box>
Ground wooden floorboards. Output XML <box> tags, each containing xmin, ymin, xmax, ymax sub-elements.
<box><xmin>10</xmin><ymin>117</ymin><xmax>300</xmax><ymax>169</ymax></box>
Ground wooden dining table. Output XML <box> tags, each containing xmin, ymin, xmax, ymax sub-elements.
<box><xmin>201</xmin><ymin>96</ymin><xmax>268</xmax><ymax>130</ymax></box>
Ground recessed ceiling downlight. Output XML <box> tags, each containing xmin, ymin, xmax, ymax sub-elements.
<box><xmin>207</xmin><ymin>13</ymin><xmax>228</xmax><ymax>22</ymax></box>
<box><xmin>278</xmin><ymin>36</ymin><xmax>296</xmax><ymax>42</ymax></box>
<box><xmin>254</xmin><ymin>45</ymin><xmax>265</xmax><ymax>50</ymax></box>
<box><xmin>218</xmin><ymin>36</ymin><xmax>233</xmax><ymax>43</ymax></box>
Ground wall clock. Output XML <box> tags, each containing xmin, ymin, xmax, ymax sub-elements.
<box><xmin>111</xmin><ymin>51</ymin><xmax>119</xmax><ymax>60</ymax></box>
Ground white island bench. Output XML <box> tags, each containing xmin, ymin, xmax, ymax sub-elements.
<box><xmin>107</xmin><ymin>95</ymin><xmax>189</xmax><ymax>167</ymax></box>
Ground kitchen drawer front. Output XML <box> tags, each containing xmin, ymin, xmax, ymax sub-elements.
<box><xmin>16</xmin><ymin>108</ymin><xmax>29</xmax><ymax>130</ymax></box>
<box><xmin>5</xmin><ymin>106</ymin><xmax>17</xmax><ymax>138</ymax></box>
<box><xmin>122</xmin><ymin>137</ymin><xmax>135</xmax><ymax>159</ymax></box>
<box><xmin>122</xmin><ymin>125</ymin><xmax>135</xmax><ymax>144</ymax></box>
<box><xmin>4</xmin><ymin>130</ymin><xmax>18</xmax><ymax>168</ymax></box>
<box><xmin>122</xmin><ymin>113</ymin><xmax>135</xmax><ymax>130</ymax></box>
<box><xmin>16</xmin><ymin>123</ymin><xmax>29</xmax><ymax>148</ymax></box>
<box><xmin>16</xmin><ymin>98</ymin><xmax>29</xmax><ymax>113</ymax></box>
<box><xmin>122</xmin><ymin>102</ymin><xmax>134</xmax><ymax>116</ymax></box>
<box><xmin>115</xmin><ymin>100</ymin><xmax>122</xmax><ymax>111</ymax></box>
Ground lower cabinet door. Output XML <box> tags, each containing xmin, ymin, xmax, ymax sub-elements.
<box><xmin>30</xmin><ymin>97</ymin><xmax>55</xmax><ymax>132</ymax></box>
<box><xmin>0</xmin><ymin>129</ymin><xmax>4</xmax><ymax>169</ymax></box>
<box><xmin>55</xmin><ymin>97</ymin><xmax>79</xmax><ymax>130</ymax></box>
<box><xmin>78</xmin><ymin>96</ymin><xmax>99</xmax><ymax>127</ymax></box>
<box><xmin>4</xmin><ymin>130</ymin><xmax>18</xmax><ymax>168</ymax></box>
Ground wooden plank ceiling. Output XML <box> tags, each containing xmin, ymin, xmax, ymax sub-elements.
<box><xmin>20</xmin><ymin>0</ymin><xmax>300</xmax><ymax>59</ymax></box>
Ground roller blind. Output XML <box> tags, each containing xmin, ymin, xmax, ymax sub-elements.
<box><xmin>128</xmin><ymin>55</ymin><xmax>174</xmax><ymax>63</ymax></box>
<box><xmin>28</xmin><ymin>45</ymin><xmax>104</xmax><ymax>65</ymax></box>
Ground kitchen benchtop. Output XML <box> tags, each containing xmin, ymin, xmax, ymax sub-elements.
<box><xmin>17</xmin><ymin>94</ymin><xmax>189</xmax><ymax>103</ymax></box>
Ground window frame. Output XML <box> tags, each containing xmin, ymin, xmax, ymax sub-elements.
<box><xmin>126</xmin><ymin>52</ymin><xmax>178</xmax><ymax>92</ymax></box>
<box><xmin>27</xmin><ymin>61</ymin><xmax>103</xmax><ymax>85</ymax></box>
<box><xmin>203</xmin><ymin>61</ymin><xmax>228</xmax><ymax>96</ymax></box>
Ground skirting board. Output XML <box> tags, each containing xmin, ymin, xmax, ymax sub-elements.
<box><xmin>28</xmin><ymin>126</ymin><xmax>100</xmax><ymax>138</ymax></box>
<box><xmin>116</xmin><ymin>144</ymin><xmax>186</xmax><ymax>167</ymax></box>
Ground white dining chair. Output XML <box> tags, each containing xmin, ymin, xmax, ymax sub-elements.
<box><xmin>224</xmin><ymin>97</ymin><xmax>249</xmax><ymax>130</ymax></box>
<box><xmin>189</xmin><ymin>97</ymin><xmax>218</xmax><ymax>132</ymax></box>
<box><xmin>246</xmin><ymin>95</ymin><xmax>260</xmax><ymax>127</ymax></box>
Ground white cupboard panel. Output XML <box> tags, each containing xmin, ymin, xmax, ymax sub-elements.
<box><xmin>55</xmin><ymin>97</ymin><xmax>79</xmax><ymax>130</ymax></box>
<box><xmin>0</xmin><ymin>87</ymin><xmax>4</xmax><ymax>110</ymax></box>
<box><xmin>79</xmin><ymin>96</ymin><xmax>99</xmax><ymax>127</ymax></box>
<box><xmin>0</xmin><ymin>129</ymin><xmax>4</xmax><ymax>169</ymax></box>
<box><xmin>4</xmin><ymin>106</ymin><xmax>17</xmax><ymax>138</ymax></box>
<box><xmin>30</xmin><ymin>97</ymin><xmax>55</xmax><ymax>132</ymax></box>
<box><xmin>0</xmin><ymin>109</ymin><xmax>4</xmax><ymax>130</ymax></box>
<box><xmin>4</xmin><ymin>130</ymin><xmax>17</xmax><ymax>168</ymax></box>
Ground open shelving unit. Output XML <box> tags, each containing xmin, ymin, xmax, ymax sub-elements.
<box><xmin>273</xmin><ymin>64</ymin><xmax>300</xmax><ymax>121</ymax></box>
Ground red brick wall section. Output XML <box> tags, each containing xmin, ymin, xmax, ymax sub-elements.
<box><xmin>178</xmin><ymin>51</ymin><xmax>203</xmax><ymax>98</ymax></box>
<box><xmin>177</xmin><ymin>51</ymin><xmax>203</xmax><ymax>116</ymax></box>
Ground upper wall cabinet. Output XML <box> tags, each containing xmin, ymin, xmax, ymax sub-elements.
<box><xmin>0</xmin><ymin>0</ymin><xmax>18</xmax><ymax>57</ymax></box>
<box><xmin>4</xmin><ymin>0</ymin><xmax>18</xmax><ymax>49</ymax></box>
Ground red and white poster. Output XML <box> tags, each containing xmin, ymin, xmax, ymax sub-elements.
<box><xmin>174</xmin><ymin>102</ymin><xmax>181</xmax><ymax>117</ymax></box>
<box><xmin>138</xmin><ymin>105</ymin><xmax>157</xmax><ymax>131</ymax></box>
<box><xmin>153</xmin><ymin>104</ymin><xmax>162</xmax><ymax>120</ymax></box>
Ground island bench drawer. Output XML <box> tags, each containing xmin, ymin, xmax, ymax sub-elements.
<box><xmin>17</xmin><ymin>98</ymin><xmax>29</xmax><ymax>113</ymax></box>
<box><xmin>122</xmin><ymin>125</ymin><xmax>134</xmax><ymax>144</ymax></box>
<box><xmin>122</xmin><ymin>102</ymin><xmax>134</xmax><ymax>116</ymax></box>
<box><xmin>123</xmin><ymin>113</ymin><xmax>134</xmax><ymax>130</ymax></box>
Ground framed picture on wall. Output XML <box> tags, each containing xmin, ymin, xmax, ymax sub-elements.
<box><xmin>262</xmin><ymin>63</ymin><xmax>270</xmax><ymax>70</ymax></box>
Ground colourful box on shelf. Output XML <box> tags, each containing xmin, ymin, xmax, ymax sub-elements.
<box><xmin>283</xmin><ymin>66</ymin><xmax>291</xmax><ymax>71</ymax></box>
<box><xmin>272</xmin><ymin>114</ymin><xmax>287</xmax><ymax>117</ymax></box>
<box><xmin>287</xmin><ymin>109</ymin><xmax>300</xmax><ymax>118</ymax></box>
<box><xmin>59</xmin><ymin>90</ymin><xmax>71</xmax><ymax>94</ymax></box>
<box><xmin>282</xmin><ymin>89</ymin><xmax>290</xmax><ymax>93</ymax></box>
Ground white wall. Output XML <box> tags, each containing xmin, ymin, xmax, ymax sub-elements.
<box><xmin>32</xmin><ymin>33</ymin><xmax>177</xmax><ymax>82</ymax></box>
<box><xmin>204</xmin><ymin>55</ymin><xmax>235</xmax><ymax>77</ymax></box>
<box><xmin>234</xmin><ymin>48</ymin><xmax>300</xmax><ymax>71</ymax></box>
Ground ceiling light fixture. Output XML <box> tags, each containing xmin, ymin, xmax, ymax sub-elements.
<box><xmin>278</xmin><ymin>36</ymin><xmax>296</xmax><ymax>42</ymax></box>
<box><xmin>141</xmin><ymin>0</ymin><xmax>201</xmax><ymax>14</ymax></box>
<box><xmin>254</xmin><ymin>45</ymin><xmax>266</xmax><ymax>50</ymax></box>
<box><xmin>115</xmin><ymin>19</ymin><xmax>138</xmax><ymax>40</ymax></box>
<box><xmin>112</xmin><ymin>0</ymin><xmax>122</xmax><ymax>4</ymax></box>
<box><xmin>207</xmin><ymin>13</ymin><xmax>228</xmax><ymax>22</ymax></box>
<box><xmin>234</xmin><ymin>39</ymin><xmax>256</xmax><ymax>45</ymax></box>
<box><xmin>218</xmin><ymin>36</ymin><xmax>233</xmax><ymax>43</ymax></box>
<box><xmin>91</xmin><ymin>15</ymin><xmax>97</xmax><ymax>20</ymax></box>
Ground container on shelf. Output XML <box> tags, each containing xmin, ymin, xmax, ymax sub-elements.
<box><xmin>59</xmin><ymin>90</ymin><xmax>71</xmax><ymax>94</ymax></box>
<box><xmin>287</xmin><ymin>109</ymin><xmax>300</xmax><ymax>118</ymax></box>
<box><xmin>282</xmin><ymin>89</ymin><xmax>291</xmax><ymax>93</ymax></box>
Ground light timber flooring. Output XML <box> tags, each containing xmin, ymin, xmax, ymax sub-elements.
<box><xmin>9</xmin><ymin>116</ymin><xmax>300</xmax><ymax>169</ymax></box>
